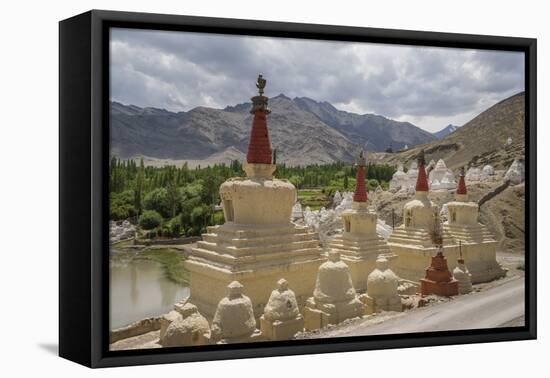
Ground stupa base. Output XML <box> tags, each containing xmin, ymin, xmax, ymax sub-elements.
<box><xmin>390</xmin><ymin>244</ymin><xmax>459</xmax><ymax>283</ymax></box>
<box><xmin>360</xmin><ymin>294</ymin><xmax>402</xmax><ymax>315</ymax></box>
<box><xmin>420</xmin><ymin>278</ymin><xmax>459</xmax><ymax>297</ymax></box>
<box><xmin>303</xmin><ymin>298</ymin><xmax>364</xmax><ymax>331</ymax></box>
<box><xmin>260</xmin><ymin>315</ymin><xmax>304</xmax><ymax>340</ymax></box>
<box><xmin>185</xmin><ymin>258</ymin><xmax>323</xmax><ymax>321</ymax></box>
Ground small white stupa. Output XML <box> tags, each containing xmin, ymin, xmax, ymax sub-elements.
<box><xmin>361</xmin><ymin>256</ymin><xmax>402</xmax><ymax>314</ymax></box>
<box><xmin>480</xmin><ymin>165</ymin><xmax>496</xmax><ymax>182</ymax></box>
<box><xmin>429</xmin><ymin>159</ymin><xmax>456</xmax><ymax>190</ymax></box>
<box><xmin>260</xmin><ymin>279</ymin><xmax>304</xmax><ymax>341</ymax></box>
<box><xmin>407</xmin><ymin>161</ymin><xmax>419</xmax><ymax>184</ymax></box>
<box><xmin>211</xmin><ymin>281</ymin><xmax>262</xmax><ymax>344</ymax></box>
<box><xmin>466</xmin><ymin>167</ymin><xmax>481</xmax><ymax>182</ymax></box>
<box><xmin>453</xmin><ymin>257</ymin><xmax>473</xmax><ymax>294</ymax></box>
<box><xmin>504</xmin><ymin>159</ymin><xmax>525</xmax><ymax>184</ymax></box>
<box><xmin>389</xmin><ymin>164</ymin><xmax>409</xmax><ymax>192</ymax></box>
<box><xmin>304</xmin><ymin>251</ymin><xmax>364</xmax><ymax>330</ymax></box>
<box><xmin>159</xmin><ymin>303</ymin><xmax>211</xmax><ymax>347</ymax></box>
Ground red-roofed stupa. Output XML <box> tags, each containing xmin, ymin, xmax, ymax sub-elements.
<box><xmin>415</xmin><ymin>150</ymin><xmax>430</xmax><ymax>193</ymax></box>
<box><xmin>353</xmin><ymin>151</ymin><xmax>368</xmax><ymax>202</ymax></box>
<box><xmin>246</xmin><ymin>74</ymin><xmax>272</xmax><ymax>165</ymax></box>
<box><xmin>420</xmin><ymin>248</ymin><xmax>458</xmax><ymax>297</ymax></box>
<box><xmin>185</xmin><ymin>74</ymin><xmax>323</xmax><ymax>321</ymax></box>
<box><xmin>327</xmin><ymin>151</ymin><xmax>393</xmax><ymax>292</ymax></box>
<box><xmin>455</xmin><ymin>167</ymin><xmax>467</xmax><ymax>200</ymax></box>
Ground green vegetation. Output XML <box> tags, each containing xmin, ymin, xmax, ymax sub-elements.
<box><xmin>139</xmin><ymin>248</ymin><xmax>189</xmax><ymax>285</ymax></box>
<box><xmin>139</xmin><ymin>210</ymin><xmax>163</xmax><ymax>230</ymax></box>
<box><xmin>297</xmin><ymin>190</ymin><xmax>330</xmax><ymax>211</ymax></box>
<box><xmin>110</xmin><ymin>157</ymin><xmax>396</xmax><ymax>236</ymax></box>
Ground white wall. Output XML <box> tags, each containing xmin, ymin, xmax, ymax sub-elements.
<box><xmin>0</xmin><ymin>0</ymin><xmax>546</xmax><ymax>376</ymax></box>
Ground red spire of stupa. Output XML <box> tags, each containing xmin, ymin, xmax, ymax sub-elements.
<box><xmin>353</xmin><ymin>151</ymin><xmax>368</xmax><ymax>202</ymax></box>
<box><xmin>456</xmin><ymin>167</ymin><xmax>467</xmax><ymax>195</ymax></box>
<box><xmin>415</xmin><ymin>150</ymin><xmax>429</xmax><ymax>192</ymax></box>
<box><xmin>246</xmin><ymin>74</ymin><xmax>272</xmax><ymax>165</ymax></box>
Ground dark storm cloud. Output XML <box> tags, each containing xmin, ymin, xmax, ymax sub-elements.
<box><xmin>110</xmin><ymin>28</ymin><xmax>524</xmax><ymax>131</ymax></box>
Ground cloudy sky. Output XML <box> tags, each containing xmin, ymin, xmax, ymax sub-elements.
<box><xmin>110</xmin><ymin>28</ymin><xmax>524</xmax><ymax>132</ymax></box>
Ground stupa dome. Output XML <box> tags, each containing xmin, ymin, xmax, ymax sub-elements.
<box><xmin>482</xmin><ymin>165</ymin><xmax>494</xmax><ymax>175</ymax></box>
<box><xmin>366</xmin><ymin>257</ymin><xmax>399</xmax><ymax>298</ymax></box>
<box><xmin>160</xmin><ymin>304</ymin><xmax>211</xmax><ymax>347</ymax></box>
<box><xmin>504</xmin><ymin>159</ymin><xmax>525</xmax><ymax>184</ymax></box>
<box><xmin>212</xmin><ymin>281</ymin><xmax>256</xmax><ymax>340</ymax></box>
<box><xmin>453</xmin><ymin>260</ymin><xmax>473</xmax><ymax>294</ymax></box>
<box><xmin>313</xmin><ymin>251</ymin><xmax>357</xmax><ymax>304</ymax></box>
<box><xmin>393</xmin><ymin>165</ymin><xmax>406</xmax><ymax>178</ymax></box>
<box><xmin>263</xmin><ymin>279</ymin><xmax>301</xmax><ymax>322</ymax></box>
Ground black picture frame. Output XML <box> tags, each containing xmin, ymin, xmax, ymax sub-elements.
<box><xmin>59</xmin><ymin>9</ymin><xmax>537</xmax><ymax>368</ymax></box>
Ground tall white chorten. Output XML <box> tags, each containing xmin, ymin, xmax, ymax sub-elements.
<box><xmin>328</xmin><ymin>152</ymin><xmax>392</xmax><ymax>292</ymax></box>
<box><xmin>443</xmin><ymin>169</ymin><xmax>507</xmax><ymax>283</ymax></box>
<box><xmin>387</xmin><ymin>151</ymin><xmax>458</xmax><ymax>282</ymax></box>
<box><xmin>184</xmin><ymin>75</ymin><xmax>323</xmax><ymax>319</ymax></box>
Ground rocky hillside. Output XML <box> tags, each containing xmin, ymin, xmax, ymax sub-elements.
<box><xmin>384</xmin><ymin>92</ymin><xmax>525</xmax><ymax>170</ymax></box>
<box><xmin>111</xmin><ymin>95</ymin><xmax>435</xmax><ymax>166</ymax></box>
<box><xmin>432</xmin><ymin>124</ymin><xmax>459</xmax><ymax>139</ymax></box>
<box><xmin>292</xmin><ymin>97</ymin><xmax>435</xmax><ymax>151</ymax></box>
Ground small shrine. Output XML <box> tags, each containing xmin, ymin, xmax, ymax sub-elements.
<box><xmin>304</xmin><ymin>251</ymin><xmax>364</xmax><ymax>330</ymax></box>
<box><xmin>184</xmin><ymin>75</ymin><xmax>323</xmax><ymax>319</ymax></box>
<box><xmin>443</xmin><ymin>168</ymin><xmax>506</xmax><ymax>283</ymax></box>
<box><xmin>420</xmin><ymin>248</ymin><xmax>459</xmax><ymax>297</ymax></box>
<box><xmin>453</xmin><ymin>257</ymin><xmax>473</xmax><ymax>294</ymax></box>
<box><xmin>260</xmin><ymin>279</ymin><xmax>304</xmax><ymax>340</ymax></box>
<box><xmin>361</xmin><ymin>256</ymin><xmax>402</xmax><ymax>314</ymax></box>
<box><xmin>388</xmin><ymin>150</ymin><xmax>458</xmax><ymax>282</ymax></box>
<box><xmin>211</xmin><ymin>281</ymin><xmax>262</xmax><ymax>344</ymax></box>
<box><xmin>159</xmin><ymin>303</ymin><xmax>211</xmax><ymax>347</ymax></box>
<box><xmin>328</xmin><ymin>151</ymin><xmax>392</xmax><ymax>292</ymax></box>
<box><xmin>504</xmin><ymin>159</ymin><xmax>525</xmax><ymax>184</ymax></box>
<box><xmin>389</xmin><ymin>164</ymin><xmax>409</xmax><ymax>192</ymax></box>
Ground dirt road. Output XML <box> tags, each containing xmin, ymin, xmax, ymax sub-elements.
<box><xmin>315</xmin><ymin>277</ymin><xmax>525</xmax><ymax>338</ymax></box>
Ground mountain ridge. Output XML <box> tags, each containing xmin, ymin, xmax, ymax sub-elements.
<box><xmin>383</xmin><ymin>91</ymin><xmax>525</xmax><ymax>170</ymax></box>
<box><xmin>111</xmin><ymin>95</ymin><xmax>435</xmax><ymax>165</ymax></box>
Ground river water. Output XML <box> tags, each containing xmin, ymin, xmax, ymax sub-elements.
<box><xmin>110</xmin><ymin>258</ymin><xmax>189</xmax><ymax>329</ymax></box>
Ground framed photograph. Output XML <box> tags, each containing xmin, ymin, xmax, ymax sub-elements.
<box><xmin>59</xmin><ymin>10</ymin><xmax>536</xmax><ymax>368</ymax></box>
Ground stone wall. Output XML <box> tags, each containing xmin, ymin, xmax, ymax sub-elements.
<box><xmin>110</xmin><ymin>317</ymin><xmax>162</xmax><ymax>344</ymax></box>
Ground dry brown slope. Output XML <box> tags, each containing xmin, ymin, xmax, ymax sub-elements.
<box><xmin>479</xmin><ymin>183</ymin><xmax>525</xmax><ymax>253</ymax></box>
<box><xmin>385</xmin><ymin>92</ymin><xmax>525</xmax><ymax>170</ymax></box>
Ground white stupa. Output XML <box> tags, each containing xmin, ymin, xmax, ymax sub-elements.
<box><xmin>504</xmin><ymin>159</ymin><xmax>525</xmax><ymax>184</ymax></box>
<box><xmin>389</xmin><ymin>164</ymin><xmax>409</xmax><ymax>192</ymax></box>
<box><xmin>466</xmin><ymin>167</ymin><xmax>481</xmax><ymax>182</ymax></box>
<box><xmin>429</xmin><ymin>159</ymin><xmax>456</xmax><ymax>190</ymax></box>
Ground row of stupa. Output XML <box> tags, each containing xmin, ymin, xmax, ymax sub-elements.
<box><xmin>390</xmin><ymin>159</ymin><xmax>457</xmax><ymax>192</ymax></box>
<box><xmin>161</xmin><ymin>251</ymin><xmax>406</xmax><ymax>346</ymax></box>
<box><xmin>182</xmin><ymin>75</ymin><xmax>506</xmax><ymax>326</ymax></box>
<box><xmin>391</xmin><ymin>157</ymin><xmax>525</xmax><ymax>193</ymax></box>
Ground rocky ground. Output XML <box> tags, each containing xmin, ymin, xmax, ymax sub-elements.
<box><xmin>110</xmin><ymin>250</ymin><xmax>523</xmax><ymax>351</ymax></box>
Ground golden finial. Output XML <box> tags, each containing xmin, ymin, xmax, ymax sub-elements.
<box><xmin>256</xmin><ymin>74</ymin><xmax>266</xmax><ymax>96</ymax></box>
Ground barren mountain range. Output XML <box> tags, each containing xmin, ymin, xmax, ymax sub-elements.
<box><xmin>111</xmin><ymin>94</ymin><xmax>436</xmax><ymax>166</ymax></box>
<box><xmin>111</xmin><ymin>92</ymin><xmax>524</xmax><ymax>168</ymax></box>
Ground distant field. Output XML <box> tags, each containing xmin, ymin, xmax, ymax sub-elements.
<box><xmin>297</xmin><ymin>189</ymin><xmax>331</xmax><ymax>210</ymax></box>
